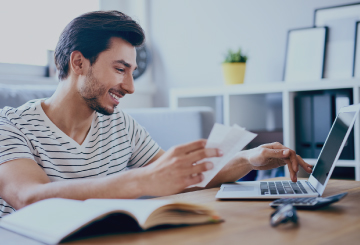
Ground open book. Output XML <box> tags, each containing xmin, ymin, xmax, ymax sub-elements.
<box><xmin>0</xmin><ymin>198</ymin><xmax>221</xmax><ymax>244</ymax></box>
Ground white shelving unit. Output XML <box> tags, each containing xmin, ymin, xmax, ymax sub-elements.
<box><xmin>170</xmin><ymin>78</ymin><xmax>360</xmax><ymax>181</ymax></box>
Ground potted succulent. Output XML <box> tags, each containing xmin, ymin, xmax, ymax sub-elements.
<box><xmin>222</xmin><ymin>48</ymin><xmax>248</xmax><ymax>85</ymax></box>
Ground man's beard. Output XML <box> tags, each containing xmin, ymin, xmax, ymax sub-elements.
<box><xmin>79</xmin><ymin>68</ymin><xmax>116</xmax><ymax>116</ymax></box>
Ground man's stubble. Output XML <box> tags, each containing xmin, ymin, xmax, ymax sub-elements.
<box><xmin>78</xmin><ymin>67</ymin><xmax>116</xmax><ymax>116</ymax></box>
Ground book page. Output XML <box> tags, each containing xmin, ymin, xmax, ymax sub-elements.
<box><xmin>0</xmin><ymin>198</ymin><xmax>124</xmax><ymax>245</ymax></box>
<box><xmin>84</xmin><ymin>199</ymin><xmax>220</xmax><ymax>230</ymax></box>
<box><xmin>84</xmin><ymin>199</ymin><xmax>173</xmax><ymax>226</ymax></box>
<box><xmin>0</xmin><ymin>198</ymin><xmax>219</xmax><ymax>244</ymax></box>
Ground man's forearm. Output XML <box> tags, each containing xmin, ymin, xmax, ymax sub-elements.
<box><xmin>23</xmin><ymin>168</ymin><xmax>148</xmax><ymax>208</ymax></box>
<box><xmin>0</xmin><ymin>156</ymin><xmax>151</xmax><ymax>210</ymax></box>
<box><xmin>206</xmin><ymin>151</ymin><xmax>253</xmax><ymax>188</ymax></box>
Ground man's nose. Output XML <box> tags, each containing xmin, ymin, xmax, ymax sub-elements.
<box><xmin>122</xmin><ymin>74</ymin><xmax>135</xmax><ymax>94</ymax></box>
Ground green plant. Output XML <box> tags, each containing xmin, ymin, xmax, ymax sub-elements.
<box><xmin>223</xmin><ymin>48</ymin><xmax>247</xmax><ymax>63</ymax></box>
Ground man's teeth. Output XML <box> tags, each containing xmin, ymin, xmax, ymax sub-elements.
<box><xmin>109</xmin><ymin>92</ymin><xmax>120</xmax><ymax>100</ymax></box>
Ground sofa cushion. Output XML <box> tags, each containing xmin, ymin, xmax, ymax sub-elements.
<box><xmin>124</xmin><ymin>107</ymin><xmax>215</xmax><ymax>150</ymax></box>
<box><xmin>0</xmin><ymin>84</ymin><xmax>56</xmax><ymax>109</ymax></box>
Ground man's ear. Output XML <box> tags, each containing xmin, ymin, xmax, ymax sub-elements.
<box><xmin>69</xmin><ymin>51</ymin><xmax>89</xmax><ymax>76</ymax></box>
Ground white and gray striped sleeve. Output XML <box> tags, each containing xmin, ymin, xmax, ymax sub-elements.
<box><xmin>122</xmin><ymin>112</ymin><xmax>160</xmax><ymax>169</ymax></box>
<box><xmin>0</xmin><ymin>118</ymin><xmax>35</xmax><ymax>165</ymax></box>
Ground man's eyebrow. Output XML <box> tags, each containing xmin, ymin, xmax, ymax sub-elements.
<box><xmin>113</xmin><ymin>60</ymin><xmax>137</xmax><ymax>69</ymax></box>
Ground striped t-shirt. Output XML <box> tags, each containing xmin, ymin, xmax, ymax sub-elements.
<box><xmin>0</xmin><ymin>99</ymin><xmax>161</xmax><ymax>217</ymax></box>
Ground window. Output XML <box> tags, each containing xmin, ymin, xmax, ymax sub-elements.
<box><xmin>0</xmin><ymin>0</ymin><xmax>99</xmax><ymax>68</ymax></box>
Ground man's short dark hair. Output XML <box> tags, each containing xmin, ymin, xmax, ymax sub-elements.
<box><xmin>54</xmin><ymin>11</ymin><xmax>145</xmax><ymax>81</ymax></box>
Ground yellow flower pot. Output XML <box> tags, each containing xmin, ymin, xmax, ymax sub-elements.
<box><xmin>222</xmin><ymin>63</ymin><xmax>246</xmax><ymax>85</ymax></box>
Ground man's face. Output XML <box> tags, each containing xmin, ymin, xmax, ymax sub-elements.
<box><xmin>78</xmin><ymin>37</ymin><xmax>137</xmax><ymax>115</ymax></box>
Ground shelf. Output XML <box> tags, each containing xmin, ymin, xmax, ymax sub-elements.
<box><xmin>170</xmin><ymin>79</ymin><xmax>360</xmax><ymax>181</ymax></box>
<box><xmin>170</xmin><ymin>78</ymin><xmax>360</xmax><ymax>98</ymax></box>
<box><xmin>302</xmin><ymin>159</ymin><xmax>357</xmax><ymax>167</ymax></box>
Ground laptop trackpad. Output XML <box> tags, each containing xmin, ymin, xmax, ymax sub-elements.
<box><xmin>223</xmin><ymin>186</ymin><xmax>255</xmax><ymax>192</ymax></box>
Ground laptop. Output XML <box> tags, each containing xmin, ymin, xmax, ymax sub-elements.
<box><xmin>216</xmin><ymin>103</ymin><xmax>360</xmax><ymax>199</ymax></box>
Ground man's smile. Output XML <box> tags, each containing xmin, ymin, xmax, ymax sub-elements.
<box><xmin>109</xmin><ymin>92</ymin><xmax>121</xmax><ymax>104</ymax></box>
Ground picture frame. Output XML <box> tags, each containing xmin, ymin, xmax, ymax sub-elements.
<box><xmin>314</xmin><ymin>3</ymin><xmax>360</xmax><ymax>79</ymax></box>
<box><xmin>354</xmin><ymin>21</ymin><xmax>360</xmax><ymax>78</ymax></box>
<box><xmin>283</xmin><ymin>27</ymin><xmax>327</xmax><ymax>83</ymax></box>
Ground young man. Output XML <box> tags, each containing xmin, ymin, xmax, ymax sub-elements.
<box><xmin>0</xmin><ymin>11</ymin><xmax>312</xmax><ymax>217</ymax></box>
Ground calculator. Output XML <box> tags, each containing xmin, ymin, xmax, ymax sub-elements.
<box><xmin>269</xmin><ymin>192</ymin><xmax>347</xmax><ymax>210</ymax></box>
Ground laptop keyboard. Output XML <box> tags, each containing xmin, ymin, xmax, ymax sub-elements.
<box><xmin>260</xmin><ymin>181</ymin><xmax>308</xmax><ymax>195</ymax></box>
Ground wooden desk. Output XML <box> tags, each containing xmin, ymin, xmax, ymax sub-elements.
<box><xmin>62</xmin><ymin>178</ymin><xmax>360</xmax><ymax>245</ymax></box>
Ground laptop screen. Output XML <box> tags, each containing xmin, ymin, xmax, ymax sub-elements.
<box><xmin>311</xmin><ymin>111</ymin><xmax>356</xmax><ymax>185</ymax></box>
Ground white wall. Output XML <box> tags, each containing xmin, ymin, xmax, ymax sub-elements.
<box><xmin>149</xmin><ymin>0</ymin><xmax>358</xmax><ymax>106</ymax></box>
<box><xmin>100</xmin><ymin>0</ymin><xmax>157</xmax><ymax>108</ymax></box>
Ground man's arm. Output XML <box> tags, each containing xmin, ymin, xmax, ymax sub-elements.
<box><xmin>143</xmin><ymin>149</ymin><xmax>165</xmax><ymax>166</ymax></box>
<box><xmin>0</xmin><ymin>158</ymin><xmax>149</xmax><ymax>210</ymax></box>
<box><xmin>0</xmin><ymin>140</ymin><xmax>221</xmax><ymax>210</ymax></box>
<box><xmin>206</xmin><ymin>142</ymin><xmax>313</xmax><ymax>188</ymax></box>
<box><xmin>147</xmin><ymin>142</ymin><xmax>312</xmax><ymax>191</ymax></box>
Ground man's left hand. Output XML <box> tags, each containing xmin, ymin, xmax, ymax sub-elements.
<box><xmin>244</xmin><ymin>142</ymin><xmax>313</xmax><ymax>182</ymax></box>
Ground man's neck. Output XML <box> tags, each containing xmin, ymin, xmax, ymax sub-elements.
<box><xmin>42</xmin><ymin>79</ymin><xmax>95</xmax><ymax>145</ymax></box>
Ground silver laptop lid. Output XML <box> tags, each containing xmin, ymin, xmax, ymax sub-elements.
<box><xmin>308</xmin><ymin>104</ymin><xmax>360</xmax><ymax>195</ymax></box>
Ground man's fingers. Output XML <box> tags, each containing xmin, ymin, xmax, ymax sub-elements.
<box><xmin>284</xmin><ymin>159</ymin><xmax>297</xmax><ymax>182</ymax></box>
<box><xmin>275</xmin><ymin>157</ymin><xmax>296</xmax><ymax>182</ymax></box>
<box><xmin>285</xmin><ymin>149</ymin><xmax>299</xmax><ymax>173</ymax></box>
<box><xmin>185</xmin><ymin>161</ymin><xmax>214</xmax><ymax>175</ymax></box>
<box><xmin>184</xmin><ymin>173</ymin><xmax>204</xmax><ymax>186</ymax></box>
<box><xmin>261</xmin><ymin>148</ymin><xmax>290</xmax><ymax>160</ymax></box>
<box><xmin>283</xmin><ymin>150</ymin><xmax>313</xmax><ymax>174</ymax></box>
<box><xmin>262</xmin><ymin>142</ymin><xmax>287</xmax><ymax>150</ymax></box>
<box><xmin>183</xmin><ymin>148</ymin><xmax>223</xmax><ymax>166</ymax></box>
<box><xmin>258</xmin><ymin>142</ymin><xmax>312</xmax><ymax>182</ymax></box>
<box><xmin>171</xmin><ymin>139</ymin><xmax>207</xmax><ymax>155</ymax></box>
<box><xmin>270</xmin><ymin>147</ymin><xmax>299</xmax><ymax>174</ymax></box>
<box><xmin>296</xmin><ymin>155</ymin><xmax>313</xmax><ymax>173</ymax></box>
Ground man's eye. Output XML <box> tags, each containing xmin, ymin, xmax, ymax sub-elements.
<box><xmin>116</xmin><ymin>68</ymin><xmax>125</xmax><ymax>73</ymax></box>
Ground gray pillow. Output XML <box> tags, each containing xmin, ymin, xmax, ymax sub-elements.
<box><xmin>0</xmin><ymin>84</ymin><xmax>57</xmax><ymax>108</ymax></box>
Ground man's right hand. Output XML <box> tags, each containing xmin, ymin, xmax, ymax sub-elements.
<box><xmin>141</xmin><ymin>139</ymin><xmax>222</xmax><ymax>196</ymax></box>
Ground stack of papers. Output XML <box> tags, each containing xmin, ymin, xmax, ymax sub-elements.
<box><xmin>192</xmin><ymin>123</ymin><xmax>257</xmax><ymax>188</ymax></box>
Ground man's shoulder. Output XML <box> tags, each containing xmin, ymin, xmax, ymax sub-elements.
<box><xmin>0</xmin><ymin>99</ymin><xmax>41</xmax><ymax>123</ymax></box>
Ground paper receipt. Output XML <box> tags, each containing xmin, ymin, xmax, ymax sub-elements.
<box><xmin>190</xmin><ymin>123</ymin><xmax>257</xmax><ymax>188</ymax></box>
